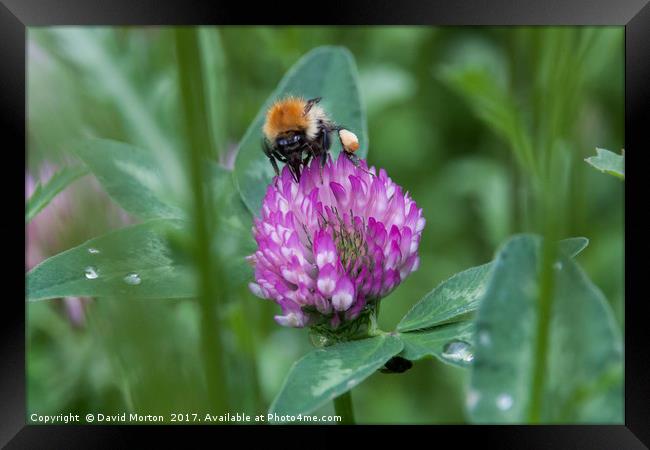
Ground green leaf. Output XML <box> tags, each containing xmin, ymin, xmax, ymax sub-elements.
<box><xmin>434</xmin><ymin>156</ymin><xmax>513</xmax><ymax>248</ymax></box>
<box><xmin>33</xmin><ymin>28</ymin><xmax>174</xmax><ymax>155</ymax></box>
<box><xmin>26</xmin><ymin>219</ymin><xmax>195</xmax><ymax>301</ymax></box>
<box><xmin>585</xmin><ymin>148</ymin><xmax>624</xmax><ymax>180</ymax></box>
<box><xmin>437</xmin><ymin>63</ymin><xmax>535</xmax><ymax>174</ymax></box>
<box><xmin>207</xmin><ymin>162</ymin><xmax>255</xmax><ymax>287</ymax></box>
<box><xmin>468</xmin><ymin>235</ymin><xmax>622</xmax><ymax>423</ymax></box>
<box><xmin>396</xmin><ymin>237</ymin><xmax>589</xmax><ymax>333</ymax></box>
<box><xmin>399</xmin><ymin>321</ymin><xmax>475</xmax><ymax>368</ymax></box>
<box><xmin>73</xmin><ymin>138</ymin><xmax>185</xmax><ymax>220</ymax></box>
<box><xmin>35</xmin><ymin>148</ymin><xmax>254</xmax><ymax>302</ymax></box>
<box><xmin>234</xmin><ymin>46</ymin><xmax>368</xmax><ymax>215</ymax></box>
<box><xmin>397</xmin><ymin>263</ymin><xmax>492</xmax><ymax>333</ymax></box>
<box><xmin>558</xmin><ymin>237</ymin><xmax>589</xmax><ymax>258</ymax></box>
<box><xmin>26</xmin><ymin>165</ymin><xmax>89</xmax><ymax>223</ymax></box>
<box><xmin>268</xmin><ymin>335</ymin><xmax>402</xmax><ymax>418</ymax></box>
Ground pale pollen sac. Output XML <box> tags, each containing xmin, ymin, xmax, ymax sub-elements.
<box><xmin>339</xmin><ymin>129</ymin><xmax>360</xmax><ymax>153</ymax></box>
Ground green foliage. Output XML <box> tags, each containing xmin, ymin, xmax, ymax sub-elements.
<box><xmin>399</xmin><ymin>321</ymin><xmax>475</xmax><ymax>368</ymax></box>
<box><xmin>437</xmin><ymin>60</ymin><xmax>535</xmax><ymax>176</ymax></box>
<box><xmin>30</xmin><ymin>28</ymin><xmax>176</xmax><ymax>156</ymax></box>
<box><xmin>26</xmin><ymin>219</ymin><xmax>195</xmax><ymax>301</ymax></box>
<box><xmin>28</xmin><ymin>136</ymin><xmax>255</xmax><ymax>302</ymax></box>
<box><xmin>234</xmin><ymin>46</ymin><xmax>368</xmax><ymax>214</ymax></box>
<box><xmin>28</xmin><ymin>302</ymin><xmax>100</xmax><ymax>413</ymax></box>
<box><xmin>266</xmin><ymin>231</ymin><xmax>595</xmax><ymax>409</ymax></box>
<box><xmin>87</xmin><ymin>298</ymin><xmax>208</xmax><ymax>414</ymax></box>
<box><xmin>398</xmin><ymin>263</ymin><xmax>491</xmax><ymax>333</ymax></box>
<box><xmin>74</xmin><ymin>139</ymin><xmax>185</xmax><ymax>220</ymax></box>
<box><xmin>26</xmin><ymin>165</ymin><xmax>89</xmax><ymax>223</ymax></box>
<box><xmin>468</xmin><ymin>235</ymin><xmax>622</xmax><ymax>423</ymax></box>
<box><xmin>558</xmin><ymin>237</ymin><xmax>589</xmax><ymax>258</ymax></box>
<box><xmin>269</xmin><ymin>335</ymin><xmax>402</xmax><ymax>418</ymax></box>
<box><xmin>397</xmin><ymin>237</ymin><xmax>588</xmax><ymax>333</ymax></box>
<box><xmin>26</xmin><ymin>27</ymin><xmax>624</xmax><ymax>425</ymax></box>
<box><xmin>206</xmin><ymin>162</ymin><xmax>256</xmax><ymax>287</ymax></box>
<box><xmin>585</xmin><ymin>148</ymin><xmax>624</xmax><ymax>180</ymax></box>
<box><xmin>28</xmin><ymin>135</ymin><xmax>254</xmax><ymax>299</ymax></box>
<box><xmin>432</xmin><ymin>157</ymin><xmax>512</xmax><ymax>248</ymax></box>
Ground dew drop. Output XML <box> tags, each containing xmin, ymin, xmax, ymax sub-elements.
<box><xmin>478</xmin><ymin>330</ymin><xmax>491</xmax><ymax>347</ymax></box>
<box><xmin>87</xmin><ymin>247</ymin><xmax>100</xmax><ymax>254</ymax></box>
<box><xmin>123</xmin><ymin>273</ymin><xmax>141</xmax><ymax>285</ymax></box>
<box><xmin>466</xmin><ymin>389</ymin><xmax>480</xmax><ymax>410</ymax></box>
<box><xmin>84</xmin><ymin>266</ymin><xmax>98</xmax><ymax>280</ymax></box>
<box><xmin>553</xmin><ymin>261</ymin><xmax>563</xmax><ymax>270</ymax></box>
<box><xmin>309</xmin><ymin>331</ymin><xmax>332</xmax><ymax>348</ymax></box>
<box><xmin>442</xmin><ymin>340</ymin><xmax>474</xmax><ymax>363</ymax></box>
<box><xmin>496</xmin><ymin>393</ymin><xmax>513</xmax><ymax>411</ymax></box>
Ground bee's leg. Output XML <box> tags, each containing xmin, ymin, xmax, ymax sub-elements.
<box><xmin>288</xmin><ymin>160</ymin><xmax>301</xmax><ymax>183</ymax></box>
<box><xmin>270</xmin><ymin>159</ymin><xmax>281</xmax><ymax>186</ymax></box>
<box><xmin>303</xmin><ymin>152</ymin><xmax>312</xmax><ymax>165</ymax></box>
<box><xmin>303</xmin><ymin>151</ymin><xmax>313</xmax><ymax>181</ymax></box>
<box><xmin>315</xmin><ymin>132</ymin><xmax>330</xmax><ymax>182</ymax></box>
<box><xmin>344</xmin><ymin>151</ymin><xmax>375</xmax><ymax>177</ymax></box>
<box><xmin>262</xmin><ymin>140</ymin><xmax>281</xmax><ymax>182</ymax></box>
<box><xmin>272</xmin><ymin>150</ymin><xmax>288</xmax><ymax>163</ymax></box>
<box><xmin>271</xmin><ymin>149</ymin><xmax>293</xmax><ymax>184</ymax></box>
<box><xmin>302</xmin><ymin>143</ymin><xmax>313</xmax><ymax>164</ymax></box>
<box><xmin>322</xmin><ymin>129</ymin><xmax>331</xmax><ymax>152</ymax></box>
<box><xmin>344</xmin><ymin>151</ymin><xmax>361</xmax><ymax>167</ymax></box>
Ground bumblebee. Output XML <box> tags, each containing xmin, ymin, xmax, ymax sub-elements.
<box><xmin>262</xmin><ymin>96</ymin><xmax>361</xmax><ymax>181</ymax></box>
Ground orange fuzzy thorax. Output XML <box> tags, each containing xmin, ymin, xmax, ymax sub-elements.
<box><xmin>263</xmin><ymin>97</ymin><xmax>310</xmax><ymax>141</ymax></box>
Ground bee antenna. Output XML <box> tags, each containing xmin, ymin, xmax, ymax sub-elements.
<box><xmin>304</xmin><ymin>97</ymin><xmax>322</xmax><ymax>114</ymax></box>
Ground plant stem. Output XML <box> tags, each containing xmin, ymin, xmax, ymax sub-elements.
<box><xmin>527</xmin><ymin>233</ymin><xmax>556</xmax><ymax>422</ymax></box>
<box><xmin>333</xmin><ymin>390</ymin><xmax>356</xmax><ymax>425</ymax></box>
<box><xmin>174</xmin><ymin>28</ymin><xmax>228</xmax><ymax>412</ymax></box>
<box><xmin>527</xmin><ymin>174</ymin><xmax>561</xmax><ymax>422</ymax></box>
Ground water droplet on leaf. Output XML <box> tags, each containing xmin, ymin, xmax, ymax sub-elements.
<box><xmin>84</xmin><ymin>266</ymin><xmax>98</xmax><ymax>280</ymax></box>
<box><xmin>309</xmin><ymin>331</ymin><xmax>333</xmax><ymax>348</ymax></box>
<box><xmin>478</xmin><ymin>330</ymin><xmax>491</xmax><ymax>346</ymax></box>
<box><xmin>496</xmin><ymin>393</ymin><xmax>513</xmax><ymax>411</ymax></box>
<box><xmin>123</xmin><ymin>273</ymin><xmax>141</xmax><ymax>285</ymax></box>
<box><xmin>88</xmin><ymin>248</ymin><xmax>100</xmax><ymax>254</ymax></box>
<box><xmin>466</xmin><ymin>389</ymin><xmax>480</xmax><ymax>410</ymax></box>
<box><xmin>442</xmin><ymin>340</ymin><xmax>474</xmax><ymax>363</ymax></box>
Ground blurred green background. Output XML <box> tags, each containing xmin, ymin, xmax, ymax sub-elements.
<box><xmin>27</xmin><ymin>26</ymin><xmax>623</xmax><ymax>423</ymax></box>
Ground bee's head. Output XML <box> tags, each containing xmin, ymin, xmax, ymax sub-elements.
<box><xmin>276</xmin><ymin>133</ymin><xmax>303</xmax><ymax>149</ymax></box>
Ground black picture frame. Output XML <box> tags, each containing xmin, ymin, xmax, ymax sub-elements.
<box><xmin>4</xmin><ymin>0</ymin><xmax>649</xmax><ymax>447</ymax></box>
